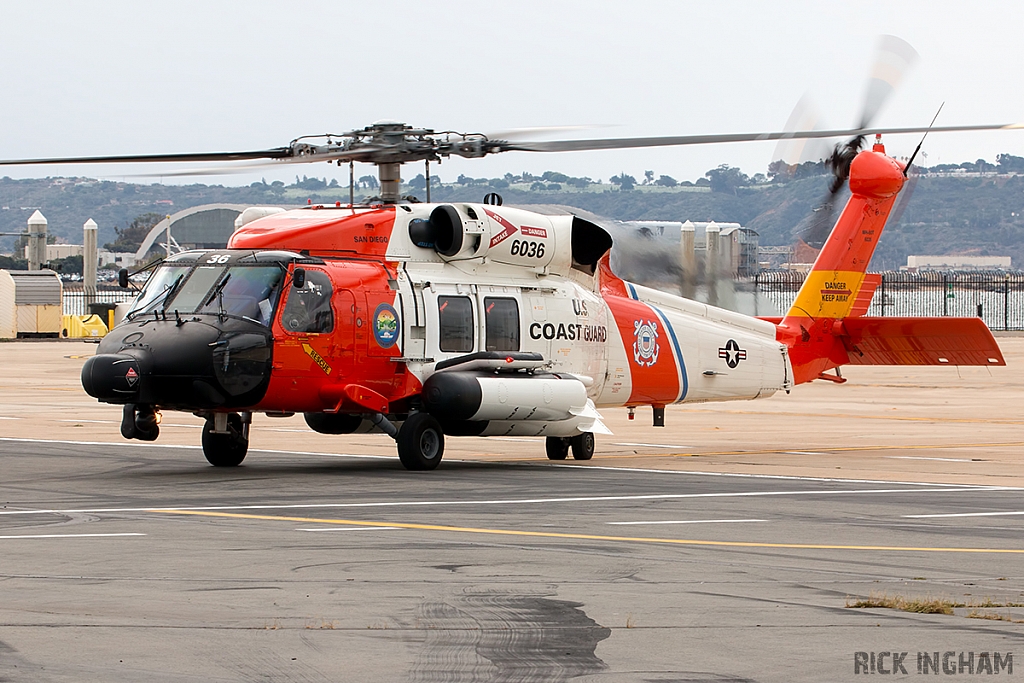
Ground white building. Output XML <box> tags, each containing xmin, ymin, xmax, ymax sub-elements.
<box><xmin>904</xmin><ymin>255</ymin><xmax>1012</xmax><ymax>271</ymax></box>
<box><xmin>23</xmin><ymin>244</ymin><xmax>141</xmax><ymax>269</ymax></box>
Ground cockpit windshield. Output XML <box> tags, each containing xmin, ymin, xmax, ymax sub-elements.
<box><xmin>196</xmin><ymin>266</ymin><xmax>284</xmax><ymax>325</ymax></box>
<box><xmin>126</xmin><ymin>262</ymin><xmax>285</xmax><ymax>326</ymax></box>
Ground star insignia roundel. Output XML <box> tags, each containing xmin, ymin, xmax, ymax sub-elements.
<box><xmin>718</xmin><ymin>339</ymin><xmax>747</xmax><ymax>368</ymax></box>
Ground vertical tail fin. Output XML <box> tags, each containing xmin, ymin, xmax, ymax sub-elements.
<box><xmin>778</xmin><ymin>142</ymin><xmax>906</xmax><ymax>383</ymax></box>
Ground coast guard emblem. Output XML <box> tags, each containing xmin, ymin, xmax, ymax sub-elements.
<box><xmin>633</xmin><ymin>319</ymin><xmax>660</xmax><ymax>367</ymax></box>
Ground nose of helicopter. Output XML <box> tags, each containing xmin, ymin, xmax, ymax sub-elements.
<box><xmin>81</xmin><ymin>318</ymin><xmax>273</xmax><ymax>410</ymax></box>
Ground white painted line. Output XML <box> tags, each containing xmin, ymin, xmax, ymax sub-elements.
<box><xmin>0</xmin><ymin>437</ymin><xmax>392</xmax><ymax>460</ymax></box>
<box><xmin>614</xmin><ymin>442</ymin><xmax>691</xmax><ymax>449</ymax></box>
<box><xmin>608</xmin><ymin>519</ymin><xmax>766</xmax><ymax>526</ymax></box>
<box><xmin>489</xmin><ymin>437</ymin><xmax>541</xmax><ymax>443</ymax></box>
<box><xmin>886</xmin><ymin>456</ymin><xmax>976</xmax><ymax>463</ymax></box>
<box><xmin>0</xmin><ymin>416</ymin><xmax>20</xmax><ymax>420</ymax></box>
<box><xmin>784</xmin><ymin>451</ymin><xmax>826</xmax><ymax>456</ymax></box>
<box><xmin>0</xmin><ymin>533</ymin><xmax>145</xmax><ymax>540</ymax></box>
<box><xmin>58</xmin><ymin>419</ymin><xmax>202</xmax><ymax>429</ymax></box>
<box><xmin>1</xmin><ymin>487</ymin><xmax>1016</xmax><ymax>517</ymax></box>
<box><xmin>904</xmin><ymin>511</ymin><xmax>1024</xmax><ymax>519</ymax></box>
<box><xmin>0</xmin><ymin>437</ymin><xmax>1007</xmax><ymax>489</ymax></box>
<box><xmin>296</xmin><ymin>526</ymin><xmax>401</xmax><ymax>532</ymax></box>
<box><xmin>547</xmin><ymin>462</ymin><xmax>1002</xmax><ymax>489</ymax></box>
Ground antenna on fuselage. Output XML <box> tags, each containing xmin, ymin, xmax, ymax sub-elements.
<box><xmin>904</xmin><ymin>102</ymin><xmax>944</xmax><ymax>176</ymax></box>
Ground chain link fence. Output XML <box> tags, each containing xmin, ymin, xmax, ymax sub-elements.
<box><xmin>755</xmin><ymin>271</ymin><xmax>1024</xmax><ymax>331</ymax></box>
<box><xmin>62</xmin><ymin>287</ymin><xmax>137</xmax><ymax>316</ymax></box>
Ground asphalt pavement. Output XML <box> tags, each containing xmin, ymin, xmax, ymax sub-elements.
<box><xmin>1</xmin><ymin>436</ymin><xmax>1022</xmax><ymax>682</ymax></box>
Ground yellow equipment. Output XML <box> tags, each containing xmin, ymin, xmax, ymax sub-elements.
<box><xmin>62</xmin><ymin>314</ymin><xmax>108</xmax><ymax>339</ymax></box>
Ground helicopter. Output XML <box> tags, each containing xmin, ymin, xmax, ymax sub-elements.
<box><xmin>0</xmin><ymin>115</ymin><xmax>1015</xmax><ymax>470</ymax></box>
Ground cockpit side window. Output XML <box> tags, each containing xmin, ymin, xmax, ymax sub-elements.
<box><xmin>280</xmin><ymin>269</ymin><xmax>334</xmax><ymax>334</ymax></box>
<box><xmin>127</xmin><ymin>264</ymin><xmax>190</xmax><ymax>318</ymax></box>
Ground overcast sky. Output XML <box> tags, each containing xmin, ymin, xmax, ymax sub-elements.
<box><xmin>1</xmin><ymin>0</ymin><xmax>1022</xmax><ymax>187</ymax></box>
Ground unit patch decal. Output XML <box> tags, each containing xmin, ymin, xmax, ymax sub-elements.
<box><xmin>718</xmin><ymin>339</ymin><xmax>747</xmax><ymax>368</ymax></box>
<box><xmin>633</xmin><ymin>319</ymin><xmax>660</xmax><ymax>367</ymax></box>
<box><xmin>372</xmin><ymin>303</ymin><xmax>400</xmax><ymax>349</ymax></box>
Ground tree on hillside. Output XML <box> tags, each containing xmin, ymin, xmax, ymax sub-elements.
<box><xmin>643</xmin><ymin>170</ymin><xmax>654</xmax><ymax>185</ymax></box>
<box><xmin>655</xmin><ymin>175</ymin><xmax>678</xmax><ymax>187</ymax></box>
<box><xmin>705</xmin><ymin>165</ymin><xmax>750</xmax><ymax>195</ymax></box>
<box><xmin>294</xmin><ymin>176</ymin><xmax>327</xmax><ymax>190</ymax></box>
<box><xmin>997</xmin><ymin>154</ymin><xmax>1024</xmax><ymax>173</ymax></box>
<box><xmin>610</xmin><ymin>174</ymin><xmax>636</xmax><ymax>190</ymax></box>
<box><xmin>104</xmin><ymin>213</ymin><xmax>165</xmax><ymax>252</ymax></box>
<box><xmin>409</xmin><ymin>174</ymin><xmax>443</xmax><ymax>189</ymax></box>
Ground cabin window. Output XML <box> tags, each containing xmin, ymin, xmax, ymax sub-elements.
<box><xmin>281</xmin><ymin>269</ymin><xmax>334</xmax><ymax>333</ymax></box>
<box><xmin>484</xmin><ymin>297</ymin><xmax>520</xmax><ymax>351</ymax></box>
<box><xmin>438</xmin><ymin>295</ymin><xmax>474</xmax><ymax>352</ymax></box>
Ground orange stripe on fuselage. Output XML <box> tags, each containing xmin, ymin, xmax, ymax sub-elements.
<box><xmin>605</xmin><ymin>295</ymin><xmax>680</xmax><ymax>405</ymax></box>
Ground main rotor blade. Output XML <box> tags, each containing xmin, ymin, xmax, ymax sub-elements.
<box><xmin>0</xmin><ymin>148</ymin><xmax>293</xmax><ymax>166</ymax></box>
<box><xmin>859</xmin><ymin>35</ymin><xmax>919</xmax><ymax>129</ymax></box>
<box><xmin>508</xmin><ymin>123</ymin><xmax>1024</xmax><ymax>153</ymax></box>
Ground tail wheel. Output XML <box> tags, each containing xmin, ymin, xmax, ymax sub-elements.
<box><xmin>202</xmin><ymin>413</ymin><xmax>248</xmax><ymax>467</ymax></box>
<box><xmin>545</xmin><ymin>437</ymin><xmax>570</xmax><ymax>460</ymax></box>
<box><xmin>397</xmin><ymin>413</ymin><xmax>444</xmax><ymax>471</ymax></box>
<box><xmin>570</xmin><ymin>432</ymin><xmax>595</xmax><ymax>460</ymax></box>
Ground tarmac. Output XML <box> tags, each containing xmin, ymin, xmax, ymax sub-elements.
<box><xmin>0</xmin><ymin>339</ymin><xmax>1022</xmax><ymax>681</ymax></box>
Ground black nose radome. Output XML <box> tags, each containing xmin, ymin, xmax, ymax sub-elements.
<box><xmin>82</xmin><ymin>353</ymin><xmax>144</xmax><ymax>401</ymax></box>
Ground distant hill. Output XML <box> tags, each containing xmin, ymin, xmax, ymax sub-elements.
<box><xmin>2</xmin><ymin>161</ymin><xmax>1022</xmax><ymax>271</ymax></box>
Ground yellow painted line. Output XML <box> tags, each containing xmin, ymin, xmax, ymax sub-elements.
<box><xmin>151</xmin><ymin>510</ymin><xmax>1024</xmax><ymax>554</ymax></box>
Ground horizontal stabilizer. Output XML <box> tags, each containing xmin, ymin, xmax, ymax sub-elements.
<box><xmin>849</xmin><ymin>273</ymin><xmax>881</xmax><ymax>317</ymax></box>
<box><xmin>840</xmin><ymin>317</ymin><xmax>1005</xmax><ymax>366</ymax></box>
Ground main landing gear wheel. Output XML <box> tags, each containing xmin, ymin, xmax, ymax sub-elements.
<box><xmin>545</xmin><ymin>437</ymin><xmax>570</xmax><ymax>460</ymax></box>
<box><xmin>570</xmin><ymin>432</ymin><xmax>595</xmax><ymax>460</ymax></box>
<box><xmin>202</xmin><ymin>413</ymin><xmax>248</xmax><ymax>467</ymax></box>
<box><xmin>397</xmin><ymin>412</ymin><xmax>444</xmax><ymax>471</ymax></box>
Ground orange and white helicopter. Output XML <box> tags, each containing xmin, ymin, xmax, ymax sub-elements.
<box><xmin>0</xmin><ymin>118</ymin><xmax>1014</xmax><ymax>470</ymax></box>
